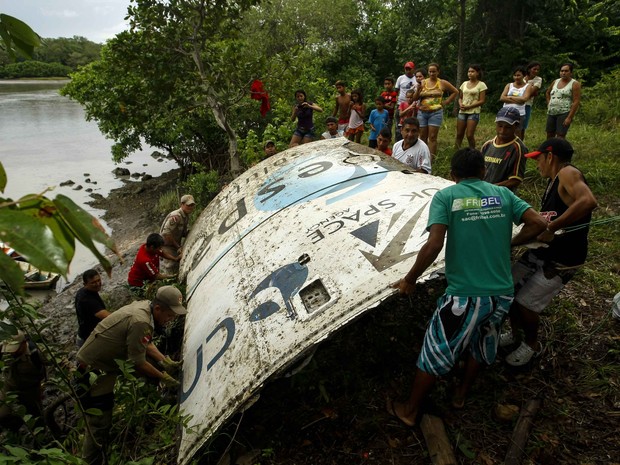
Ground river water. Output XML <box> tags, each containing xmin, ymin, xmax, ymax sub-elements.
<box><xmin>0</xmin><ymin>80</ymin><xmax>177</xmax><ymax>285</ymax></box>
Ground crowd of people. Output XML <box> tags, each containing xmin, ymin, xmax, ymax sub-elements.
<box><xmin>286</xmin><ymin>61</ymin><xmax>582</xmax><ymax>164</ymax></box>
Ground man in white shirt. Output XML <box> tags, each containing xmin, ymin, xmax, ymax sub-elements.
<box><xmin>392</xmin><ymin>118</ymin><xmax>431</xmax><ymax>174</ymax></box>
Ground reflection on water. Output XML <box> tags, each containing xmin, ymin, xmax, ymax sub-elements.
<box><xmin>0</xmin><ymin>80</ymin><xmax>177</xmax><ymax>285</ymax></box>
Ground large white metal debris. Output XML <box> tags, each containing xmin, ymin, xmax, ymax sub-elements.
<box><xmin>177</xmin><ymin>139</ymin><xmax>452</xmax><ymax>464</ymax></box>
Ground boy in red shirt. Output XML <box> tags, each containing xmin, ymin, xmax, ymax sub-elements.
<box><xmin>381</xmin><ymin>77</ymin><xmax>398</xmax><ymax>131</ymax></box>
<box><xmin>128</xmin><ymin>233</ymin><xmax>179</xmax><ymax>294</ymax></box>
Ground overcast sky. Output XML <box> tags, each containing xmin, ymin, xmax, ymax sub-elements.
<box><xmin>2</xmin><ymin>0</ymin><xmax>131</xmax><ymax>43</ymax></box>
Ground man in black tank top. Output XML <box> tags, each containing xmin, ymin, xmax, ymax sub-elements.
<box><xmin>502</xmin><ymin>138</ymin><xmax>598</xmax><ymax>366</ymax></box>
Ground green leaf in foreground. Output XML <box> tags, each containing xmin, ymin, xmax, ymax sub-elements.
<box><xmin>53</xmin><ymin>194</ymin><xmax>119</xmax><ymax>275</ymax></box>
<box><xmin>0</xmin><ymin>161</ymin><xmax>6</xmax><ymax>193</ymax></box>
<box><xmin>0</xmin><ymin>208</ymin><xmax>68</xmax><ymax>275</ymax></box>
<box><xmin>0</xmin><ymin>250</ymin><xmax>25</xmax><ymax>294</ymax></box>
<box><xmin>17</xmin><ymin>195</ymin><xmax>76</xmax><ymax>266</ymax></box>
<box><xmin>0</xmin><ymin>14</ymin><xmax>41</xmax><ymax>59</ymax></box>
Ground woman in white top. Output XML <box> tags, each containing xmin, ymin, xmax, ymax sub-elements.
<box><xmin>500</xmin><ymin>66</ymin><xmax>533</xmax><ymax>139</ymax></box>
<box><xmin>455</xmin><ymin>64</ymin><xmax>487</xmax><ymax>149</ymax></box>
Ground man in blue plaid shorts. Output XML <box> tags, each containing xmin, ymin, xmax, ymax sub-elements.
<box><xmin>389</xmin><ymin>147</ymin><xmax>546</xmax><ymax>426</ymax></box>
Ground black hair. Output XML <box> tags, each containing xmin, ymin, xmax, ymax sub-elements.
<box><xmin>82</xmin><ymin>269</ymin><xmax>99</xmax><ymax>284</ymax></box>
<box><xmin>526</xmin><ymin>61</ymin><xmax>541</xmax><ymax>72</ymax></box>
<box><xmin>451</xmin><ymin>148</ymin><xmax>485</xmax><ymax>179</ymax></box>
<box><xmin>351</xmin><ymin>88</ymin><xmax>363</xmax><ymax>102</ymax></box>
<box><xmin>325</xmin><ymin>116</ymin><xmax>338</xmax><ymax>124</ymax></box>
<box><xmin>375</xmin><ymin>96</ymin><xmax>386</xmax><ymax>103</ymax></box>
<box><xmin>294</xmin><ymin>89</ymin><xmax>307</xmax><ymax>101</ymax></box>
<box><xmin>402</xmin><ymin>117</ymin><xmax>420</xmax><ymax>128</ymax></box>
<box><xmin>560</xmin><ymin>62</ymin><xmax>574</xmax><ymax>72</ymax></box>
<box><xmin>384</xmin><ymin>77</ymin><xmax>395</xmax><ymax>84</ymax></box>
<box><xmin>146</xmin><ymin>233</ymin><xmax>165</xmax><ymax>248</ymax></box>
<box><xmin>378</xmin><ymin>127</ymin><xmax>392</xmax><ymax>138</ymax></box>
<box><xmin>468</xmin><ymin>64</ymin><xmax>483</xmax><ymax>79</ymax></box>
<box><xmin>415</xmin><ymin>68</ymin><xmax>427</xmax><ymax>78</ymax></box>
<box><xmin>428</xmin><ymin>63</ymin><xmax>440</xmax><ymax>72</ymax></box>
<box><xmin>512</xmin><ymin>65</ymin><xmax>527</xmax><ymax>76</ymax></box>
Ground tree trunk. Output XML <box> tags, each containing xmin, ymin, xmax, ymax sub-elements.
<box><xmin>191</xmin><ymin>45</ymin><xmax>241</xmax><ymax>177</ymax></box>
<box><xmin>454</xmin><ymin>0</ymin><xmax>466</xmax><ymax>117</ymax></box>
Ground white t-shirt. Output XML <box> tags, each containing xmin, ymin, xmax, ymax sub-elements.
<box><xmin>525</xmin><ymin>76</ymin><xmax>542</xmax><ymax>106</ymax></box>
<box><xmin>321</xmin><ymin>130</ymin><xmax>344</xmax><ymax>139</ymax></box>
<box><xmin>396</xmin><ymin>74</ymin><xmax>417</xmax><ymax>104</ymax></box>
<box><xmin>392</xmin><ymin>139</ymin><xmax>432</xmax><ymax>173</ymax></box>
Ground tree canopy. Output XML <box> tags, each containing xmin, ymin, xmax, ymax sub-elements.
<box><xmin>61</xmin><ymin>0</ymin><xmax>620</xmax><ymax>174</ymax></box>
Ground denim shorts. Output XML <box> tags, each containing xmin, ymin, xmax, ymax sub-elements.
<box><xmin>523</xmin><ymin>105</ymin><xmax>533</xmax><ymax>129</ymax></box>
<box><xmin>417</xmin><ymin>109</ymin><xmax>443</xmax><ymax>127</ymax></box>
<box><xmin>417</xmin><ymin>293</ymin><xmax>513</xmax><ymax>376</ymax></box>
<box><xmin>294</xmin><ymin>126</ymin><xmax>316</xmax><ymax>138</ymax></box>
<box><xmin>457</xmin><ymin>112</ymin><xmax>480</xmax><ymax>122</ymax></box>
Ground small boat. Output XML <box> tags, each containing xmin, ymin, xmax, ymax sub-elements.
<box><xmin>1</xmin><ymin>242</ymin><xmax>22</xmax><ymax>260</ymax></box>
<box><xmin>16</xmin><ymin>261</ymin><xmax>60</xmax><ymax>290</ymax></box>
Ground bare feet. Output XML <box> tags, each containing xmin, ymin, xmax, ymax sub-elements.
<box><xmin>386</xmin><ymin>398</ymin><xmax>417</xmax><ymax>427</ymax></box>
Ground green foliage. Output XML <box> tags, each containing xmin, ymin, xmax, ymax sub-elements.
<box><xmin>0</xmin><ymin>14</ymin><xmax>41</xmax><ymax>61</ymax></box>
<box><xmin>61</xmin><ymin>32</ymin><xmax>229</xmax><ymax>171</ymax></box>
<box><xmin>580</xmin><ymin>66</ymin><xmax>620</xmax><ymax>129</ymax></box>
<box><xmin>101</xmin><ymin>360</ymin><xmax>193</xmax><ymax>464</ymax></box>
<box><xmin>0</xmin><ymin>60</ymin><xmax>72</xmax><ymax>78</ymax></box>
<box><xmin>156</xmin><ymin>190</ymin><xmax>180</xmax><ymax>216</ymax></box>
<box><xmin>181</xmin><ymin>164</ymin><xmax>220</xmax><ymax>209</ymax></box>
<box><xmin>33</xmin><ymin>37</ymin><xmax>102</xmax><ymax>69</ymax></box>
<box><xmin>0</xmin><ymin>445</ymin><xmax>85</xmax><ymax>464</ymax></box>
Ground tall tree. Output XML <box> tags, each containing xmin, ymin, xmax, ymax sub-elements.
<box><xmin>127</xmin><ymin>0</ymin><xmax>261</xmax><ymax>174</ymax></box>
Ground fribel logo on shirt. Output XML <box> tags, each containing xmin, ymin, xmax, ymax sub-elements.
<box><xmin>452</xmin><ymin>196</ymin><xmax>503</xmax><ymax>212</ymax></box>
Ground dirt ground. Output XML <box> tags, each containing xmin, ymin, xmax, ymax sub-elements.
<box><xmin>40</xmin><ymin>170</ymin><xmax>620</xmax><ymax>465</ymax></box>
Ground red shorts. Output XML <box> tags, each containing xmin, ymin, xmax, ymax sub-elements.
<box><xmin>346</xmin><ymin>126</ymin><xmax>364</xmax><ymax>136</ymax></box>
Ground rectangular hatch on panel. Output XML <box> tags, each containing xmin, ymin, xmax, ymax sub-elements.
<box><xmin>299</xmin><ymin>279</ymin><xmax>331</xmax><ymax>313</ymax></box>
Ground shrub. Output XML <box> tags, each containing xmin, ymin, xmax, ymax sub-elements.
<box><xmin>580</xmin><ymin>66</ymin><xmax>620</xmax><ymax>129</ymax></box>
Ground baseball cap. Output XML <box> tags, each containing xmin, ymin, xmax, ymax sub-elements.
<box><xmin>156</xmin><ymin>286</ymin><xmax>187</xmax><ymax>315</ymax></box>
<box><xmin>495</xmin><ymin>107</ymin><xmax>521</xmax><ymax>125</ymax></box>
<box><xmin>525</xmin><ymin>138</ymin><xmax>574</xmax><ymax>160</ymax></box>
<box><xmin>1</xmin><ymin>331</ymin><xmax>26</xmax><ymax>354</ymax></box>
<box><xmin>180</xmin><ymin>194</ymin><xmax>196</xmax><ymax>205</ymax></box>
<box><xmin>404</xmin><ymin>61</ymin><xmax>415</xmax><ymax>69</ymax></box>
<box><xmin>264</xmin><ymin>140</ymin><xmax>275</xmax><ymax>148</ymax></box>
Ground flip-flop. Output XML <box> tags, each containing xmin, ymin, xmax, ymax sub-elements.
<box><xmin>385</xmin><ymin>397</ymin><xmax>416</xmax><ymax>427</ymax></box>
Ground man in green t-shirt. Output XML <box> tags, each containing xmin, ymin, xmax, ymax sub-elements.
<box><xmin>388</xmin><ymin>148</ymin><xmax>546</xmax><ymax>427</ymax></box>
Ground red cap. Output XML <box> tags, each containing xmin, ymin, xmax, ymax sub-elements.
<box><xmin>404</xmin><ymin>61</ymin><xmax>415</xmax><ymax>70</ymax></box>
<box><xmin>525</xmin><ymin>138</ymin><xmax>574</xmax><ymax>160</ymax></box>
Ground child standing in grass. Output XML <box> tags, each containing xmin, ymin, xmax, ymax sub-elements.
<box><xmin>396</xmin><ymin>89</ymin><xmax>415</xmax><ymax>142</ymax></box>
<box><xmin>368</xmin><ymin>96</ymin><xmax>389</xmax><ymax>148</ymax></box>
<box><xmin>346</xmin><ymin>89</ymin><xmax>366</xmax><ymax>143</ymax></box>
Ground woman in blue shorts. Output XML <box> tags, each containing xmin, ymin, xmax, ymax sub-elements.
<box><xmin>411</xmin><ymin>63</ymin><xmax>458</xmax><ymax>157</ymax></box>
<box><xmin>289</xmin><ymin>89</ymin><xmax>323</xmax><ymax>147</ymax></box>
<box><xmin>455</xmin><ymin>64</ymin><xmax>487</xmax><ymax>149</ymax></box>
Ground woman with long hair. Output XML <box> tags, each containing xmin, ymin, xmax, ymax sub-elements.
<box><xmin>289</xmin><ymin>89</ymin><xmax>323</xmax><ymax>147</ymax></box>
<box><xmin>455</xmin><ymin>64</ymin><xmax>487</xmax><ymax>148</ymax></box>
<box><xmin>500</xmin><ymin>66</ymin><xmax>533</xmax><ymax>139</ymax></box>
